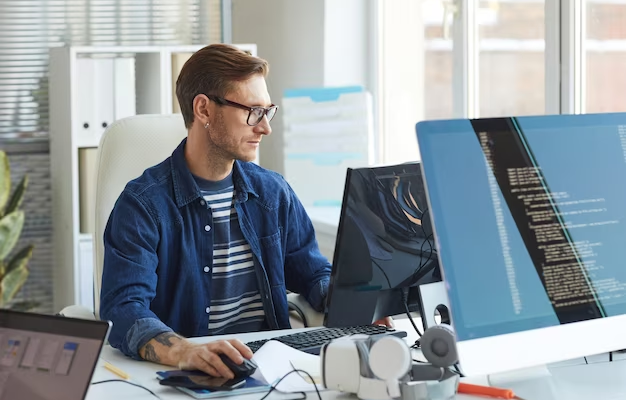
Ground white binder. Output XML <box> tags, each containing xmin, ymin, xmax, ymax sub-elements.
<box><xmin>74</xmin><ymin>57</ymin><xmax>136</xmax><ymax>147</ymax></box>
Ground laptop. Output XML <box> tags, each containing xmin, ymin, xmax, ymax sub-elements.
<box><xmin>0</xmin><ymin>309</ymin><xmax>111</xmax><ymax>400</ymax></box>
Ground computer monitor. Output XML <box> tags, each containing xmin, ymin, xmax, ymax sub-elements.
<box><xmin>416</xmin><ymin>113</ymin><xmax>626</xmax><ymax>377</ymax></box>
<box><xmin>324</xmin><ymin>162</ymin><xmax>441</xmax><ymax>328</ymax></box>
<box><xmin>0</xmin><ymin>309</ymin><xmax>111</xmax><ymax>400</ymax></box>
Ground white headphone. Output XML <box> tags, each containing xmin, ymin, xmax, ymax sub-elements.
<box><xmin>368</xmin><ymin>336</ymin><xmax>413</xmax><ymax>398</ymax></box>
<box><xmin>321</xmin><ymin>325</ymin><xmax>458</xmax><ymax>400</ymax></box>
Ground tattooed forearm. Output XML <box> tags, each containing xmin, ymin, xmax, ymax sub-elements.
<box><xmin>141</xmin><ymin>343</ymin><xmax>160</xmax><ymax>362</ymax></box>
<box><xmin>154</xmin><ymin>332</ymin><xmax>182</xmax><ymax>347</ymax></box>
<box><xmin>140</xmin><ymin>332</ymin><xmax>184</xmax><ymax>363</ymax></box>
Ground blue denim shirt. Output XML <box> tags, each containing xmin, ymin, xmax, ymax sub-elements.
<box><xmin>99</xmin><ymin>138</ymin><xmax>331</xmax><ymax>359</ymax></box>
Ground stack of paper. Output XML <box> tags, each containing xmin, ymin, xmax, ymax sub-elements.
<box><xmin>251</xmin><ymin>340</ymin><xmax>323</xmax><ymax>393</ymax></box>
<box><xmin>282</xmin><ymin>86</ymin><xmax>374</xmax><ymax>208</ymax></box>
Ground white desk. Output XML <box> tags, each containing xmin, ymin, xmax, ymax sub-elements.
<box><xmin>86</xmin><ymin>319</ymin><xmax>626</xmax><ymax>400</ymax></box>
<box><xmin>87</xmin><ymin>327</ymin><xmax>321</xmax><ymax>400</ymax></box>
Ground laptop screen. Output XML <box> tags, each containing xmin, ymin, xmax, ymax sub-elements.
<box><xmin>0</xmin><ymin>310</ymin><xmax>110</xmax><ymax>400</ymax></box>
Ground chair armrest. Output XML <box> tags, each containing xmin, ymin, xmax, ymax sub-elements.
<box><xmin>58</xmin><ymin>305</ymin><xmax>96</xmax><ymax>320</ymax></box>
<box><xmin>287</xmin><ymin>293</ymin><xmax>324</xmax><ymax>327</ymax></box>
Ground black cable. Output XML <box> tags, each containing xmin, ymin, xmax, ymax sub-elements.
<box><xmin>402</xmin><ymin>292</ymin><xmax>423</xmax><ymax>339</ymax></box>
<box><xmin>411</xmin><ymin>233</ymin><xmax>435</xmax><ymax>284</ymax></box>
<box><xmin>409</xmin><ymin>205</ymin><xmax>434</xmax><ymax>285</ymax></box>
<box><xmin>372</xmin><ymin>258</ymin><xmax>393</xmax><ymax>290</ymax></box>
<box><xmin>413</xmin><ymin>232</ymin><xmax>434</xmax><ymax>280</ymax></box>
<box><xmin>411</xmin><ymin>230</ymin><xmax>429</xmax><ymax>282</ymax></box>
<box><xmin>401</xmin><ymin>289</ymin><xmax>423</xmax><ymax>350</ymax></box>
<box><xmin>453</xmin><ymin>364</ymin><xmax>464</xmax><ymax>378</ymax></box>
<box><xmin>259</xmin><ymin>369</ymin><xmax>322</xmax><ymax>400</ymax></box>
<box><xmin>287</xmin><ymin>301</ymin><xmax>308</xmax><ymax>327</ymax></box>
<box><xmin>584</xmin><ymin>356</ymin><xmax>588</xmax><ymax>364</ymax></box>
<box><xmin>91</xmin><ymin>379</ymin><xmax>161</xmax><ymax>399</ymax></box>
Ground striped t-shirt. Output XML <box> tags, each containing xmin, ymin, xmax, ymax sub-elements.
<box><xmin>194</xmin><ymin>173</ymin><xmax>266</xmax><ymax>335</ymax></box>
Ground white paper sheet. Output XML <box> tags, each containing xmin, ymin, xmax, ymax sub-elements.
<box><xmin>250</xmin><ymin>341</ymin><xmax>323</xmax><ymax>393</ymax></box>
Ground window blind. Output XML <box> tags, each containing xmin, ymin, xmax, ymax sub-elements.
<box><xmin>0</xmin><ymin>0</ymin><xmax>222</xmax><ymax>140</ymax></box>
<box><xmin>0</xmin><ymin>0</ymin><xmax>222</xmax><ymax>314</ymax></box>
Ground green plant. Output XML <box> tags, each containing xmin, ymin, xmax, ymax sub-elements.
<box><xmin>0</xmin><ymin>150</ymin><xmax>34</xmax><ymax>309</ymax></box>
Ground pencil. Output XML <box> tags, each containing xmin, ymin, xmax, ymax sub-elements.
<box><xmin>103</xmin><ymin>361</ymin><xmax>130</xmax><ymax>380</ymax></box>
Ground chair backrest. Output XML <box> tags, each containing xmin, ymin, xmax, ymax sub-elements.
<box><xmin>93</xmin><ymin>114</ymin><xmax>187</xmax><ymax>317</ymax></box>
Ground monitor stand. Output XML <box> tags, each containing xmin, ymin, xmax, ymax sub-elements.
<box><xmin>486</xmin><ymin>365</ymin><xmax>558</xmax><ymax>400</ymax></box>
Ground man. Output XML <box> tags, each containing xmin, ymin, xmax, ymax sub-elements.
<box><xmin>100</xmin><ymin>44</ymin><xmax>387</xmax><ymax>379</ymax></box>
<box><xmin>100</xmin><ymin>45</ymin><xmax>330</xmax><ymax>378</ymax></box>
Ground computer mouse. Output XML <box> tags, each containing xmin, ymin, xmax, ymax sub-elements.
<box><xmin>220</xmin><ymin>354</ymin><xmax>258</xmax><ymax>379</ymax></box>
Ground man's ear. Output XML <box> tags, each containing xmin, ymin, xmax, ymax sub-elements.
<box><xmin>193</xmin><ymin>94</ymin><xmax>211</xmax><ymax>126</ymax></box>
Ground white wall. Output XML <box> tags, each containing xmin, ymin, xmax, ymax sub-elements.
<box><xmin>323</xmin><ymin>0</ymin><xmax>369</xmax><ymax>87</ymax></box>
<box><xmin>232</xmin><ymin>0</ymin><xmax>372</xmax><ymax>174</ymax></box>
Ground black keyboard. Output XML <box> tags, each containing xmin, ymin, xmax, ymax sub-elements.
<box><xmin>245</xmin><ymin>325</ymin><xmax>406</xmax><ymax>354</ymax></box>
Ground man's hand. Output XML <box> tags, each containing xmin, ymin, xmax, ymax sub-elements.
<box><xmin>175</xmin><ymin>339</ymin><xmax>253</xmax><ymax>378</ymax></box>
<box><xmin>139</xmin><ymin>333</ymin><xmax>253</xmax><ymax>379</ymax></box>
<box><xmin>373</xmin><ymin>316</ymin><xmax>394</xmax><ymax>328</ymax></box>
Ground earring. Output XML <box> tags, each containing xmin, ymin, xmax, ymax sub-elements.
<box><xmin>204</xmin><ymin>122</ymin><xmax>209</xmax><ymax>129</ymax></box>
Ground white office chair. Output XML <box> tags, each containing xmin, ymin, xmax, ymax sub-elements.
<box><xmin>60</xmin><ymin>114</ymin><xmax>186</xmax><ymax>320</ymax></box>
<box><xmin>92</xmin><ymin>114</ymin><xmax>188</xmax><ymax>318</ymax></box>
<box><xmin>77</xmin><ymin>113</ymin><xmax>321</xmax><ymax>327</ymax></box>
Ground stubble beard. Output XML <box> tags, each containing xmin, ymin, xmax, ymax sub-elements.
<box><xmin>206</xmin><ymin>112</ymin><xmax>246</xmax><ymax>163</ymax></box>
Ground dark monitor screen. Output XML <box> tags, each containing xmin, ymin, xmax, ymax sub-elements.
<box><xmin>324</xmin><ymin>163</ymin><xmax>441</xmax><ymax>327</ymax></box>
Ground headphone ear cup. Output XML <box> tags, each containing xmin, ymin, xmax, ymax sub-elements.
<box><xmin>368</xmin><ymin>336</ymin><xmax>412</xmax><ymax>381</ymax></box>
<box><xmin>420</xmin><ymin>323</ymin><xmax>458</xmax><ymax>368</ymax></box>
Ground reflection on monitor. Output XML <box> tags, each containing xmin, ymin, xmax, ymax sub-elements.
<box><xmin>416</xmin><ymin>112</ymin><xmax>626</xmax><ymax>377</ymax></box>
<box><xmin>324</xmin><ymin>163</ymin><xmax>440</xmax><ymax>327</ymax></box>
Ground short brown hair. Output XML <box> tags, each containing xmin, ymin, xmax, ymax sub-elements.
<box><xmin>176</xmin><ymin>44</ymin><xmax>269</xmax><ymax>128</ymax></box>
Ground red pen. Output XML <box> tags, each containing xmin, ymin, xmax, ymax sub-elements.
<box><xmin>458</xmin><ymin>383</ymin><xmax>526</xmax><ymax>400</ymax></box>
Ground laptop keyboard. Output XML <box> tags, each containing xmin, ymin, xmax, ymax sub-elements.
<box><xmin>245</xmin><ymin>325</ymin><xmax>406</xmax><ymax>355</ymax></box>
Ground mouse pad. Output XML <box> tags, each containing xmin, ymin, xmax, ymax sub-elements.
<box><xmin>156</xmin><ymin>371</ymin><xmax>271</xmax><ymax>399</ymax></box>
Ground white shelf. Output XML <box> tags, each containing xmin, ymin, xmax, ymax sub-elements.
<box><xmin>49</xmin><ymin>44</ymin><xmax>258</xmax><ymax>313</ymax></box>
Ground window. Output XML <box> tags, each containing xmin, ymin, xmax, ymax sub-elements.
<box><xmin>378</xmin><ymin>0</ymin><xmax>460</xmax><ymax>164</ymax></box>
<box><xmin>378</xmin><ymin>0</ymin><xmax>548</xmax><ymax>164</ymax></box>
<box><xmin>479</xmin><ymin>0</ymin><xmax>545</xmax><ymax>117</ymax></box>
<box><xmin>585</xmin><ymin>0</ymin><xmax>626</xmax><ymax>113</ymax></box>
<box><xmin>377</xmin><ymin>0</ymin><xmax>626</xmax><ymax>163</ymax></box>
<box><xmin>423</xmin><ymin>0</ymin><xmax>455</xmax><ymax>120</ymax></box>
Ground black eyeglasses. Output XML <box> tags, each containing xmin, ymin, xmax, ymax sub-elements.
<box><xmin>207</xmin><ymin>95</ymin><xmax>278</xmax><ymax>126</ymax></box>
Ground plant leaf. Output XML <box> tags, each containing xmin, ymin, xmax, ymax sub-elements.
<box><xmin>0</xmin><ymin>261</ymin><xmax>5</xmax><ymax>280</ymax></box>
<box><xmin>9</xmin><ymin>300</ymin><xmax>39</xmax><ymax>312</ymax></box>
<box><xmin>0</xmin><ymin>211</ymin><xmax>24</xmax><ymax>260</ymax></box>
<box><xmin>1</xmin><ymin>246</ymin><xmax>33</xmax><ymax>307</ymax></box>
<box><xmin>6</xmin><ymin>245</ymin><xmax>33</xmax><ymax>276</ymax></box>
<box><xmin>4</xmin><ymin>175</ymin><xmax>28</xmax><ymax>216</ymax></box>
<box><xmin>0</xmin><ymin>151</ymin><xmax>9</xmax><ymax>216</ymax></box>
<box><xmin>0</xmin><ymin>263</ymin><xmax>28</xmax><ymax>306</ymax></box>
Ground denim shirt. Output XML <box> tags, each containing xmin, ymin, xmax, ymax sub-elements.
<box><xmin>99</xmin><ymin>138</ymin><xmax>331</xmax><ymax>359</ymax></box>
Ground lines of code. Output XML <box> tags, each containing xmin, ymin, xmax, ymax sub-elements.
<box><xmin>480</xmin><ymin>133</ymin><xmax>522</xmax><ymax>314</ymax></box>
